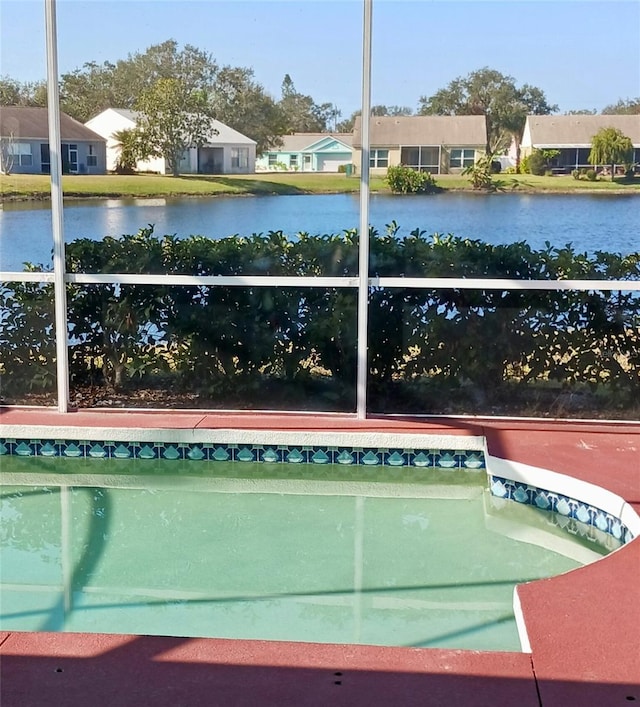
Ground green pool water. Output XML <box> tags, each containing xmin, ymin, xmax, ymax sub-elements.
<box><xmin>0</xmin><ymin>458</ymin><xmax>618</xmax><ymax>651</ymax></box>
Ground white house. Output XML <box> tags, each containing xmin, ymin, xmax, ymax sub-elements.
<box><xmin>85</xmin><ymin>108</ymin><xmax>257</xmax><ymax>175</ymax></box>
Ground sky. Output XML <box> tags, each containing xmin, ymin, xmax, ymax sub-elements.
<box><xmin>1</xmin><ymin>0</ymin><xmax>639</xmax><ymax>118</ymax></box>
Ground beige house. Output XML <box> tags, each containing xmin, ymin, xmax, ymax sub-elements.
<box><xmin>521</xmin><ymin>114</ymin><xmax>640</xmax><ymax>173</ymax></box>
<box><xmin>351</xmin><ymin>115</ymin><xmax>487</xmax><ymax>175</ymax></box>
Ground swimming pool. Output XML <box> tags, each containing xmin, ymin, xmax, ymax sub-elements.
<box><xmin>0</xmin><ymin>456</ymin><xmax>619</xmax><ymax>652</ymax></box>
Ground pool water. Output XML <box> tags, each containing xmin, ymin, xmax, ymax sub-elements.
<box><xmin>0</xmin><ymin>460</ymin><xmax>617</xmax><ymax>651</ymax></box>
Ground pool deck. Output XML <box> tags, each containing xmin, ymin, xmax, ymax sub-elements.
<box><xmin>1</xmin><ymin>408</ymin><xmax>639</xmax><ymax>706</ymax></box>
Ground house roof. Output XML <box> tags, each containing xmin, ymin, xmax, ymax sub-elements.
<box><xmin>86</xmin><ymin>108</ymin><xmax>256</xmax><ymax>145</ymax></box>
<box><xmin>525</xmin><ymin>114</ymin><xmax>640</xmax><ymax>147</ymax></box>
<box><xmin>0</xmin><ymin>106</ymin><xmax>106</xmax><ymax>142</ymax></box>
<box><xmin>104</xmin><ymin>108</ymin><xmax>138</xmax><ymax>123</ymax></box>
<box><xmin>352</xmin><ymin>115</ymin><xmax>487</xmax><ymax>148</ymax></box>
<box><xmin>207</xmin><ymin>119</ymin><xmax>256</xmax><ymax>145</ymax></box>
<box><xmin>276</xmin><ymin>132</ymin><xmax>353</xmax><ymax>152</ymax></box>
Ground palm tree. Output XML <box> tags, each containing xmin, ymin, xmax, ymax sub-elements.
<box><xmin>111</xmin><ymin>128</ymin><xmax>142</xmax><ymax>174</ymax></box>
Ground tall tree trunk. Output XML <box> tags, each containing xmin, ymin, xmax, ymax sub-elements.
<box><xmin>514</xmin><ymin>134</ymin><xmax>522</xmax><ymax>172</ymax></box>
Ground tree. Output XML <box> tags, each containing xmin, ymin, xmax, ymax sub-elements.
<box><xmin>602</xmin><ymin>98</ymin><xmax>640</xmax><ymax>115</ymax></box>
<box><xmin>0</xmin><ymin>131</ymin><xmax>16</xmax><ymax>174</ymax></box>
<box><xmin>336</xmin><ymin>105</ymin><xmax>413</xmax><ymax>132</ymax></box>
<box><xmin>58</xmin><ymin>41</ymin><xmax>286</xmax><ymax>154</ymax></box>
<box><xmin>498</xmin><ymin>84</ymin><xmax>559</xmax><ymax>167</ymax></box>
<box><xmin>0</xmin><ymin>76</ymin><xmax>47</xmax><ymax>107</ymax></box>
<box><xmin>210</xmin><ymin>66</ymin><xmax>287</xmax><ymax>154</ymax></box>
<box><xmin>565</xmin><ymin>109</ymin><xmax>597</xmax><ymax>115</ymax></box>
<box><xmin>60</xmin><ymin>61</ymin><xmax>120</xmax><ymax>123</ymax></box>
<box><xmin>588</xmin><ymin>127</ymin><xmax>634</xmax><ymax>180</ymax></box>
<box><xmin>418</xmin><ymin>67</ymin><xmax>557</xmax><ymax>155</ymax></box>
<box><xmin>326</xmin><ymin>105</ymin><xmax>342</xmax><ymax>132</ymax></box>
<box><xmin>27</xmin><ymin>39</ymin><xmax>304</xmax><ymax>156</ymax></box>
<box><xmin>278</xmin><ymin>74</ymin><xmax>332</xmax><ymax>133</ymax></box>
<box><xmin>60</xmin><ymin>40</ymin><xmax>218</xmax><ymax>123</ymax></box>
<box><xmin>135</xmin><ymin>78</ymin><xmax>216</xmax><ymax>176</ymax></box>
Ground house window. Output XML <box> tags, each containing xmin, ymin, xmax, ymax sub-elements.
<box><xmin>369</xmin><ymin>149</ymin><xmax>389</xmax><ymax>168</ymax></box>
<box><xmin>290</xmin><ymin>154</ymin><xmax>298</xmax><ymax>167</ymax></box>
<box><xmin>401</xmin><ymin>146</ymin><xmax>439</xmax><ymax>173</ymax></box>
<box><xmin>449</xmin><ymin>148</ymin><xmax>475</xmax><ymax>169</ymax></box>
<box><xmin>231</xmin><ymin>147</ymin><xmax>249</xmax><ymax>169</ymax></box>
<box><xmin>268</xmin><ymin>153</ymin><xmax>278</xmax><ymax>167</ymax></box>
<box><xmin>87</xmin><ymin>145</ymin><xmax>97</xmax><ymax>167</ymax></box>
<box><xmin>68</xmin><ymin>144</ymin><xmax>78</xmax><ymax>172</ymax></box>
<box><xmin>9</xmin><ymin>142</ymin><xmax>33</xmax><ymax>166</ymax></box>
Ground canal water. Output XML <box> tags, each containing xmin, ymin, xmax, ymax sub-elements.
<box><xmin>1</xmin><ymin>192</ymin><xmax>638</xmax><ymax>271</ymax></box>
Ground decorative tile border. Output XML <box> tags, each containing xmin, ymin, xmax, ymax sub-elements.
<box><xmin>2</xmin><ymin>434</ymin><xmax>635</xmax><ymax>546</ymax></box>
<box><xmin>0</xmin><ymin>438</ymin><xmax>486</xmax><ymax>470</ymax></box>
<box><xmin>489</xmin><ymin>474</ymin><xmax>632</xmax><ymax>545</ymax></box>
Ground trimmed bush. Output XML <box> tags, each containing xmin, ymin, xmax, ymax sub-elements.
<box><xmin>386</xmin><ymin>165</ymin><xmax>438</xmax><ymax>194</ymax></box>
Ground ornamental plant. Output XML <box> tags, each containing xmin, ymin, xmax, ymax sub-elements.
<box><xmin>462</xmin><ymin>153</ymin><xmax>495</xmax><ymax>190</ymax></box>
<box><xmin>589</xmin><ymin>127</ymin><xmax>634</xmax><ymax>181</ymax></box>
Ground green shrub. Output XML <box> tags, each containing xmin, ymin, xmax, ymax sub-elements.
<box><xmin>518</xmin><ymin>155</ymin><xmax>531</xmax><ymax>174</ymax></box>
<box><xmin>586</xmin><ymin>169</ymin><xmax>597</xmax><ymax>181</ymax></box>
<box><xmin>3</xmin><ymin>230</ymin><xmax>639</xmax><ymax>415</ymax></box>
<box><xmin>528</xmin><ymin>150</ymin><xmax>548</xmax><ymax>176</ymax></box>
<box><xmin>523</xmin><ymin>149</ymin><xmax>560</xmax><ymax>176</ymax></box>
<box><xmin>571</xmin><ymin>169</ymin><xmax>581</xmax><ymax>180</ymax></box>
<box><xmin>386</xmin><ymin>165</ymin><xmax>438</xmax><ymax>194</ymax></box>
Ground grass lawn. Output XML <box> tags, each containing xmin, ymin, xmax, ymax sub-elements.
<box><xmin>1</xmin><ymin>171</ymin><xmax>639</xmax><ymax>200</ymax></box>
<box><xmin>0</xmin><ymin>172</ymin><xmax>382</xmax><ymax>199</ymax></box>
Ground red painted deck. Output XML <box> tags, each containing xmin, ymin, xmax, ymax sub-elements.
<box><xmin>1</xmin><ymin>408</ymin><xmax>639</xmax><ymax>706</ymax></box>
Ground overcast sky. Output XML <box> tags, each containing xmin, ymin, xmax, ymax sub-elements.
<box><xmin>2</xmin><ymin>0</ymin><xmax>639</xmax><ymax>116</ymax></box>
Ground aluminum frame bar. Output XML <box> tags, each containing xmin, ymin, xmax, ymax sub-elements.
<box><xmin>356</xmin><ymin>0</ymin><xmax>373</xmax><ymax>419</ymax></box>
<box><xmin>45</xmin><ymin>0</ymin><xmax>69</xmax><ymax>413</ymax></box>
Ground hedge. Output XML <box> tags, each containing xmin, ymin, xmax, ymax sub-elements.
<box><xmin>1</xmin><ymin>226</ymin><xmax>639</xmax><ymax>416</ymax></box>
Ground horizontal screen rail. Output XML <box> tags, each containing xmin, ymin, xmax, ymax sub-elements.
<box><xmin>67</xmin><ymin>274</ymin><xmax>361</xmax><ymax>287</ymax></box>
<box><xmin>2</xmin><ymin>272</ymin><xmax>640</xmax><ymax>291</ymax></box>
<box><xmin>373</xmin><ymin>277</ymin><xmax>640</xmax><ymax>291</ymax></box>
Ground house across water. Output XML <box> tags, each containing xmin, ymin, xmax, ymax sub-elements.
<box><xmin>521</xmin><ymin>114</ymin><xmax>640</xmax><ymax>174</ymax></box>
<box><xmin>85</xmin><ymin>108</ymin><xmax>257</xmax><ymax>175</ymax></box>
<box><xmin>0</xmin><ymin>106</ymin><xmax>107</xmax><ymax>175</ymax></box>
<box><xmin>256</xmin><ymin>133</ymin><xmax>354</xmax><ymax>173</ymax></box>
<box><xmin>352</xmin><ymin>115</ymin><xmax>488</xmax><ymax>175</ymax></box>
